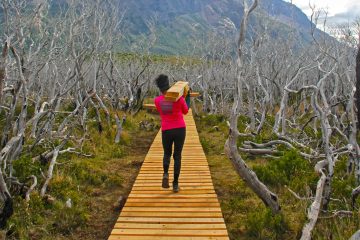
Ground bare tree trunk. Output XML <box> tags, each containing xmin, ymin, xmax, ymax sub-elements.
<box><xmin>114</xmin><ymin>114</ymin><xmax>126</xmax><ymax>143</ymax></box>
<box><xmin>40</xmin><ymin>148</ymin><xmax>59</xmax><ymax>197</ymax></box>
<box><xmin>248</xmin><ymin>84</ymin><xmax>256</xmax><ymax>130</ymax></box>
<box><xmin>25</xmin><ymin>175</ymin><xmax>37</xmax><ymax>202</ymax></box>
<box><xmin>300</xmin><ymin>168</ymin><xmax>327</xmax><ymax>240</ymax></box>
<box><xmin>256</xmin><ymin>68</ymin><xmax>270</xmax><ymax>134</ymax></box>
<box><xmin>0</xmin><ymin>41</ymin><xmax>9</xmax><ymax>105</ymax></box>
<box><xmin>225</xmin><ymin>134</ymin><xmax>280</xmax><ymax>213</ymax></box>
<box><xmin>350</xmin><ymin>230</ymin><xmax>360</xmax><ymax>240</ymax></box>
<box><xmin>226</xmin><ymin>0</ymin><xmax>280</xmax><ymax>213</ymax></box>
<box><xmin>352</xmin><ymin>185</ymin><xmax>360</xmax><ymax>208</ymax></box>
<box><xmin>355</xmin><ymin>41</ymin><xmax>360</xmax><ymax>128</ymax></box>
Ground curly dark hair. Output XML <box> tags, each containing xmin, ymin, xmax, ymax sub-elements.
<box><xmin>155</xmin><ymin>74</ymin><xmax>170</xmax><ymax>92</ymax></box>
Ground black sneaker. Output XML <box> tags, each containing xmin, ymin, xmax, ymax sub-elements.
<box><xmin>173</xmin><ymin>181</ymin><xmax>180</xmax><ymax>193</ymax></box>
<box><xmin>162</xmin><ymin>173</ymin><xmax>169</xmax><ymax>188</ymax></box>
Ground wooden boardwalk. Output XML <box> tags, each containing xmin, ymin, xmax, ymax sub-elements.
<box><xmin>109</xmin><ymin>110</ymin><xmax>229</xmax><ymax>240</ymax></box>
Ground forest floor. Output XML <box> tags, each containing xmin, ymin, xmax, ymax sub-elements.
<box><xmin>5</xmin><ymin>110</ymin><xmax>159</xmax><ymax>240</ymax></box>
<box><xmin>195</xmin><ymin>113</ymin><xmax>359</xmax><ymax>240</ymax></box>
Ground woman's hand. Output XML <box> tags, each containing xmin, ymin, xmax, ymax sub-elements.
<box><xmin>183</xmin><ymin>85</ymin><xmax>190</xmax><ymax>97</ymax></box>
<box><xmin>185</xmin><ymin>88</ymin><xmax>191</xmax><ymax>109</ymax></box>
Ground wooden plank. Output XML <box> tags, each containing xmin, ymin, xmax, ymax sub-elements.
<box><xmin>121</xmin><ymin>207</ymin><xmax>221</xmax><ymax>212</ymax></box>
<box><xmin>135</xmin><ymin>177</ymin><xmax>213</xmax><ymax>180</ymax></box>
<box><xmin>128</xmin><ymin>190</ymin><xmax>216</xmax><ymax>194</ymax></box>
<box><xmin>137</xmin><ymin>173</ymin><xmax>211</xmax><ymax>177</ymax></box>
<box><xmin>132</xmin><ymin>185</ymin><xmax>213</xmax><ymax>190</ymax></box>
<box><xmin>132</xmin><ymin>186</ymin><xmax>214</xmax><ymax>190</ymax></box>
<box><xmin>134</xmin><ymin>179</ymin><xmax>213</xmax><ymax>183</ymax></box>
<box><xmin>110</xmin><ymin>229</ymin><xmax>228</xmax><ymax>236</ymax></box>
<box><xmin>128</xmin><ymin>194</ymin><xmax>218</xmax><ymax>198</ymax></box>
<box><xmin>126</xmin><ymin>198</ymin><xmax>218</xmax><ymax>203</ymax></box>
<box><xmin>143</xmin><ymin>103</ymin><xmax>157</xmax><ymax>110</ymax></box>
<box><xmin>119</xmin><ymin>212</ymin><xmax>223</xmax><ymax>218</ymax></box>
<box><xmin>164</xmin><ymin>81</ymin><xmax>188</xmax><ymax>102</ymax></box>
<box><xmin>117</xmin><ymin>217</ymin><xmax>225</xmax><ymax>223</ymax></box>
<box><xmin>190</xmin><ymin>92</ymin><xmax>201</xmax><ymax>97</ymax></box>
<box><xmin>133</xmin><ymin>182</ymin><xmax>214</xmax><ymax>187</ymax></box>
<box><xmin>114</xmin><ymin>223</ymin><xmax>227</xmax><ymax>229</ymax></box>
<box><xmin>109</xmin><ymin>236</ymin><xmax>229</xmax><ymax>240</ymax></box>
<box><xmin>125</xmin><ymin>202</ymin><xmax>219</xmax><ymax>207</ymax></box>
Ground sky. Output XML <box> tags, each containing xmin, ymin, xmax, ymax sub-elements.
<box><xmin>286</xmin><ymin>0</ymin><xmax>360</xmax><ymax>27</ymax></box>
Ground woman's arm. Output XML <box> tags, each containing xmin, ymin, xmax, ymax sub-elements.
<box><xmin>154</xmin><ymin>97</ymin><xmax>161</xmax><ymax>112</ymax></box>
<box><xmin>180</xmin><ymin>97</ymin><xmax>189</xmax><ymax>115</ymax></box>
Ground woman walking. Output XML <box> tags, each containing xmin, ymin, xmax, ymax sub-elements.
<box><xmin>154</xmin><ymin>74</ymin><xmax>190</xmax><ymax>192</ymax></box>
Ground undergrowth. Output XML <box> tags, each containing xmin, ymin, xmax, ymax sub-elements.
<box><xmin>5</xmin><ymin>110</ymin><xmax>159</xmax><ymax>240</ymax></box>
<box><xmin>196</xmin><ymin>112</ymin><xmax>359</xmax><ymax>240</ymax></box>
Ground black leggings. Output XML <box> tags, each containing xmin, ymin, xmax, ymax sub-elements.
<box><xmin>162</xmin><ymin>127</ymin><xmax>186</xmax><ymax>183</ymax></box>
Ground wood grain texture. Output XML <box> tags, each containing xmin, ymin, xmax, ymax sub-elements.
<box><xmin>108</xmin><ymin>110</ymin><xmax>229</xmax><ymax>239</ymax></box>
<box><xmin>165</xmin><ymin>81</ymin><xmax>189</xmax><ymax>102</ymax></box>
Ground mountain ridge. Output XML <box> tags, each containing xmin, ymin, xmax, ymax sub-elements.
<box><xmin>118</xmin><ymin>0</ymin><xmax>320</xmax><ymax>55</ymax></box>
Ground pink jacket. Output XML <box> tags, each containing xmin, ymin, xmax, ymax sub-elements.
<box><xmin>154</xmin><ymin>95</ymin><xmax>189</xmax><ymax>131</ymax></box>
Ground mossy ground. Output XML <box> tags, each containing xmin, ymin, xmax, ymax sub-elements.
<box><xmin>4</xmin><ymin>110</ymin><xmax>160</xmax><ymax>240</ymax></box>
<box><xmin>195</xmin><ymin>113</ymin><xmax>360</xmax><ymax>240</ymax></box>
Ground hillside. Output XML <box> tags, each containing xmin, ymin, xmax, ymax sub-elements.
<box><xmin>0</xmin><ymin>0</ymin><xmax>325</xmax><ymax>55</ymax></box>
<box><xmin>118</xmin><ymin>0</ymin><xmax>321</xmax><ymax>55</ymax></box>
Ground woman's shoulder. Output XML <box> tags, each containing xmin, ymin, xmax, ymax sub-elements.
<box><xmin>154</xmin><ymin>95</ymin><xmax>164</xmax><ymax>102</ymax></box>
<box><xmin>176</xmin><ymin>96</ymin><xmax>186</xmax><ymax>103</ymax></box>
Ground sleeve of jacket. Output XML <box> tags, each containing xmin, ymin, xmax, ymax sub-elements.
<box><xmin>180</xmin><ymin>97</ymin><xmax>189</xmax><ymax>115</ymax></box>
<box><xmin>154</xmin><ymin>97</ymin><xmax>161</xmax><ymax>112</ymax></box>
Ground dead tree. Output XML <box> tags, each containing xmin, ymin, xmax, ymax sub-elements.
<box><xmin>0</xmin><ymin>41</ymin><xmax>9</xmax><ymax>106</ymax></box>
<box><xmin>225</xmin><ymin>0</ymin><xmax>280</xmax><ymax>213</ymax></box>
<box><xmin>355</xmin><ymin>34</ymin><xmax>360</xmax><ymax>128</ymax></box>
<box><xmin>0</xmin><ymin>0</ymin><xmax>123</xmax><ymax>226</ymax></box>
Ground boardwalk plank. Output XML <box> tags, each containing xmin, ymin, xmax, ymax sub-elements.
<box><xmin>109</xmin><ymin>236</ymin><xmax>229</xmax><ymax>240</ymax></box>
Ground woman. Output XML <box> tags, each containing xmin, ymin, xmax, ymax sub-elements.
<box><xmin>154</xmin><ymin>74</ymin><xmax>190</xmax><ymax>192</ymax></box>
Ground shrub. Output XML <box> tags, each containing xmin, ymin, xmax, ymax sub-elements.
<box><xmin>246</xmin><ymin>207</ymin><xmax>288</xmax><ymax>239</ymax></box>
<box><xmin>253</xmin><ymin>149</ymin><xmax>314</xmax><ymax>188</ymax></box>
<box><xmin>13</xmin><ymin>155</ymin><xmax>41</xmax><ymax>182</ymax></box>
<box><xmin>202</xmin><ymin>114</ymin><xmax>225</xmax><ymax>126</ymax></box>
<box><xmin>200</xmin><ymin>138</ymin><xmax>211</xmax><ymax>154</ymax></box>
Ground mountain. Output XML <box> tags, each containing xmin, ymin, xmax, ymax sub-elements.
<box><xmin>0</xmin><ymin>0</ymin><xmax>325</xmax><ymax>55</ymax></box>
<box><xmin>118</xmin><ymin>0</ymin><xmax>322</xmax><ymax>55</ymax></box>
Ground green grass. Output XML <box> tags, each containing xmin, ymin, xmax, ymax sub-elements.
<box><xmin>5</xmin><ymin>110</ymin><xmax>160</xmax><ymax>240</ymax></box>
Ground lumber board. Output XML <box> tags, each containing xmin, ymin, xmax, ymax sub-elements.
<box><xmin>114</xmin><ymin>223</ymin><xmax>227</xmax><ymax>229</ymax></box>
<box><xmin>125</xmin><ymin>202</ymin><xmax>219</xmax><ymax>207</ymax></box>
<box><xmin>116</xmin><ymin>217</ymin><xmax>225</xmax><ymax>223</ymax></box>
<box><xmin>109</xmin><ymin>237</ymin><xmax>229</xmax><ymax>240</ymax></box>
<box><xmin>165</xmin><ymin>81</ymin><xmax>189</xmax><ymax>102</ymax></box>
<box><xmin>190</xmin><ymin>92</ymin><xmax>201</xmax><ymax>97</ymax></box>
<box><xmin>111</xmin><ymin>229</ymin><xmax>228</xmax><ymax>236</ymax></box>
<box><xmin>143</xmin><ymin>103</ymin><xmax>157</xmax><ymax>110</ymax></box>
<box><xmin>108</xmin><ymin>110</ymin><xmax>229</xmax><ymax>239</ymax></box>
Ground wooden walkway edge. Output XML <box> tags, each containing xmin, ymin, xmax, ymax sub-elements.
<box><xmin>108</xmin><ymin>110</ymin><xmax>229</xmax><ymax>240</ymax></box>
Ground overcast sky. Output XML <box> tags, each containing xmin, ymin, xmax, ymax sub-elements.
<box><xmin>286</xmin><ymin>0</ymin><xmax>360</xmax><ymax>26</ymax></box>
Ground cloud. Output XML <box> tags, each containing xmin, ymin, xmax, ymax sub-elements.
<box><xmin>286</xmin><ymin>0</ymin><xmax>360</xmax><ymax>26</ymax></box>
<box><xmin>321</xmin><ymin>5</ymin><xmax>360</xmax><ymax>26</ymax></box>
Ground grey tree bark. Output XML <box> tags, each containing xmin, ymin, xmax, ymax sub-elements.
<box><xmin>226</xmin><ymin>0</ymin><xmax>280</xmax><ymax>213</ymax></box>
